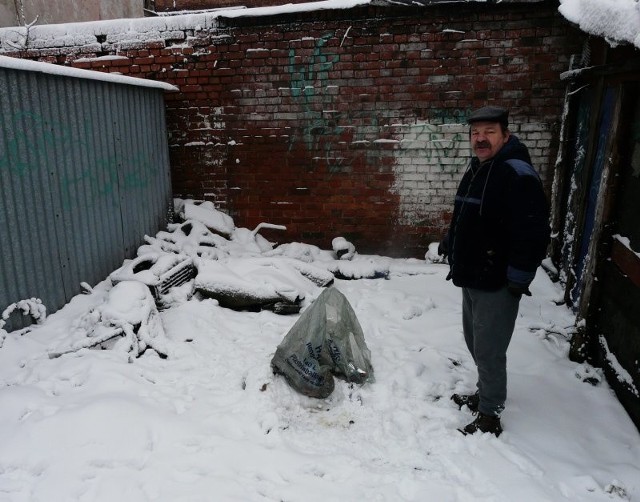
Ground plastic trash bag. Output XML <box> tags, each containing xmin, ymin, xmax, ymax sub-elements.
<box><xmin>271</xmin><ymin>287</ymin><xmax>374</xmax><ymax>398</ymax></box>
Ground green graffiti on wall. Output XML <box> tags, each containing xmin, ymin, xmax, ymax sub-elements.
<box><xmin>409</xmin><ymin>123</ymin><xmax>469</xmax><ymax>169</ymax></box>
<box><xmin>0</xmin><ymin>111</ymin><xmax>77</xmax><ymax>177</ymax></box>
<box><xmin>288</xmin><ymin>32</ymin><xmax>338</xmax><ymax>100</ymax></box>
<box><xmin>0</xmin><ymin>110</ymin><xmax>159</xmax><ymax>210</ymax></box>
<box><xmin>286</xmin><ymin>32</ymin><xmax>357</xmax><ymax>171</ymax></box>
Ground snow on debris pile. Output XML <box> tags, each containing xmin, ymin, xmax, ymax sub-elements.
<box><xmin>558</xmin><ymin>0</ymin><xmax>640</xmax><ymax>50</ymax></box>
<box><xmin>139</xmin><ymin>220</ymin><xmax>230</xmax><ymax>260</ymax></box>
<box><xmin>174</xmin><ymin>199</ymin><xmax>235</xmax><ymax>238</ymax></box>
<box><xmin>194</xmin><ymin>257</ymin><xmax>330</xmax><ymax>314</ymax></box>
<box><xmin>9</xmin><ymin>198</ymin><xmax>436</xmax><ymax>361</ymax></box>
<box><xmin>264</xmin><ymin>241</ymin><xmax>391</xmax><ymax>280</ymax></box>
<box><xmin>125</xmin><ymin>198</ymin><xmax>426</xmax><ymax>315</ymax></box>
<box><xmin>326</xmin><ymin>257</ymin><xmax>390</xmax><ymax>280</ymax></box>
<box><xmin>0</xmin><ymin>298</ymin><xmax>47</xmax><ymax>348</ymax></box>
<box><xmin>49</xmin><ymin>281</ymin><xmax>170</xmax><ymax>361</ymax></box>
<box><xmin>110</xmin><ymin>253</ymin><xmax>196</xmax><ymax>308</ymax></box>
<box><xmin>332</xmin><ymin>236</ymin><xmax>355</xmax><ymax>260</ymax></box>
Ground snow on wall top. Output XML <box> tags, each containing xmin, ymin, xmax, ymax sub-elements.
<box><xmin>0</xmin><ymin>12</ymin><xmax>220</xmax><ymax>50</ymax></box>
<box><xmin>0</xmin><ymin>55</ymin><xmax>178</xmax><ymax>91</ymax></box>
<box><xmin>0</xmin><ymin>1</ymin><xmax>371</xmax><ymax>52</ymax></box>
<box><xmin>5</xmin><ymin>0</ymin><xmax>633</xmax><ymax>55</ymax></box>
<box><xmin>218</xmin><ymin>0</ymin><xmax>371</xmax><ymax>18</ymax></box>
<box><xmin>559</xmin><ymin>0</ymin><xmax>640</xmax><ymax>50</ymax></box>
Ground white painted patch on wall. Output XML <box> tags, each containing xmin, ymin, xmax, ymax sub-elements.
<box><xmin>390</xmin><ymin>122</ymin><xmax>469</xmax><ymax>226</ymax></box>
<box><xmin>389</xmin><ymin>121</ymin><xmax>555</xmax><ymax>227</ymax></box>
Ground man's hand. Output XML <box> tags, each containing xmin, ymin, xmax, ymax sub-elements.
<box><xmin>507</xmin><ymin>282</ymin><xmax>531</xmax><ymax>298</ymax></box>
<box><xmin>437</xmin><ymin>239</ymin><xmax>448</xmax><ymax>257</ymax></box>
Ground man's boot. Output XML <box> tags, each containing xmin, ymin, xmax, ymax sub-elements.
<box><xmin>458</xmin><ymin>412</ymin><xmax>503</xmax><ymax>437</ymax></box>
<box><xmin>450</xmin><ymin>391</ymin><xmax>479</xmax><ymax>412</ymax></box>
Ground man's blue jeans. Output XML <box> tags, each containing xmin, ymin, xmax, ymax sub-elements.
<box><xmin>462</xmin><ymin>286</ymin><xmax>521</xmax><ymax>417</ymax></box>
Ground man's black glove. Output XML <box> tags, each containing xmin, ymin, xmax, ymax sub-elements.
<box><xmin>507</xmin><ymin>281</ymin><xmax>532</xmax><ymax>298</ymax></box>
<box><xmin>437</xmin><ymin>240</ymin><xmax>447</xmax><ymax>257</ymax></box>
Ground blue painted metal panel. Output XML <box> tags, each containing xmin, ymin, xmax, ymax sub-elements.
<box><xmin>571</xmin><ymin>87</ymin><xmax>617</xmax><ymax>306</ymax></box>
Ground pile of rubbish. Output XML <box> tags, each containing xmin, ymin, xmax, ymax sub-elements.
<box><xmin>1</xmin><ymin>199</ymin><xmax>446</xmax><ymax>396</ymax></box>
<box><xmin>108</xmin><ymin>199</ymin><xmax>383</xmax><ymax>314</ymax></box>
<box><xmin>40</xmin><ymin>199</ymin><xmax>385</xmax><ymax>370</ymax></box>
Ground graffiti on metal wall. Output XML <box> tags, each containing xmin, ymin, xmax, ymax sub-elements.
<box><xmin>60</xmin><ymin>153</ymin><xmax>160</xmax><ymax>210</ymax></box>
<box><xmin>0</xmin><ymin>111</ymin><xmax>76</xmax><ymax>176</ymax></box>
<box><xmin>0</xmin><ymin>110</ymin><xmax>159</xmax><ymax>209</ymax></box>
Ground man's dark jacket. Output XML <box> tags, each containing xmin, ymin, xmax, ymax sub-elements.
<box><xmin>443</xmin><ymin>135</ymin><xmax>550</xmax><ymax>291</ymax></box>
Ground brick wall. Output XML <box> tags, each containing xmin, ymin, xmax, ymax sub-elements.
<box><xmin>0</xmin><ymin>2</ymin><xmax>582</xmax><ymax>257</ymax></box>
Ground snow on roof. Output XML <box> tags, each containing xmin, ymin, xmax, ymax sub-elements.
<box><xmin>559</xmin><ymin>0</ymin><xmax>640</xmax><ymax>50</ymax></box>
<box><xmin>0</xmin><ymin>54</ymin><xmax>178</xmax><ymax>91</ymax></box>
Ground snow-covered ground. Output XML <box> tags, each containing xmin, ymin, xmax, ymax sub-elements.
<box><xmin>1</xmin><ymin>206</ymin><xmax>639</xmax><ymax>501</ymax></box>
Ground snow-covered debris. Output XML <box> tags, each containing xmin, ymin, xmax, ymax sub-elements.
<box><xmin>49</xmin><ymin>281</ymin><xmax>170</xmax><ymax>360</ymax></box>
<box><xmin>425</xmin><ymin>241</ymin><xmax>446</xmax><ymax>264</ymax></box>
<box><xmin>153</xmin><ymin>199</ymin><xmax>284</xmax><ymax>259</ymax></box>
<box><xmin>263</xmin><ymin>241</ymin><xmax>335</xmax><ymax>263</ymax></box>
<box><xmin>231</xmin><ymin>226</ymin><xmax>278</xmax><ymax>254</ymax></box>
<box><xmin>131</xmin><ymin>202</ymin><xmax>374</xmax><ymax>314</ymax></box>
<box><xmin>325</xmin><ymin>256</ymin><xmax>390</xmax><ymax>280</ymax></box>
<box><xmin>0</xmin><ymin>298</ymin><xmax>47</xmax><ymax>348</ymax></box>
<box><xmin>1</xmin><ymin>298</ymin><xmax>47</xmax><ymax>330</ymax></box>
<box><xmin>176</xmin><ymin>199</ymin><xmax>236</xmax><ymax>238</ymax></box>
<box><xmin>194</xmin><ymin>257</ymin><xmax>324</xmax><ymax>312</ymax></box>
<box><xmin>275</xmin><ymin>257</ymin><xmax>335</xmax><ymax>287</ymax></box>
<box><xmin>140</xmin><ymin>220</ymin><xmax>229</xmax><ymax>260</ymax></box>
<box><xmin>110</xmin><ymin>253</ymin><xmax>197</xmax><ymax>309</ymax></box>
<box><xmin>559</xmin><ymin>0</ymin><xmax>640</xmax><ymax>49</ymax></box>
<box><xmin>332</xmin><ymin>236</ymin><xmax>356</xmax><ymax>260</ymax></box>
<box><xmin>110</xmin><ymin>253</ymin><xmax>195</xmax><ymax>290</ymax></box>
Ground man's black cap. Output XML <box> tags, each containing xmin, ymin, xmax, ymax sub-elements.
<box><xmin>467</xmin><ymin>106</ymin><xmax>509</xmax><ymax>128</ymax></box>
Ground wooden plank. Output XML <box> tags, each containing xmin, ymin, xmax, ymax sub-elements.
<box><xmin>611</xmin><ymin>238</ymin><xmax>640</xmax><ymax>288</ymax></box>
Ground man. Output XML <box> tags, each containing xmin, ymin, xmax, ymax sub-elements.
<box><xmin>439</xmin><ymin>106</ymin><xmax>550</xmax><ymax>436</ymax></box>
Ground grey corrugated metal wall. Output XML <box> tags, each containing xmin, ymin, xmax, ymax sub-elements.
<box><xmin>0</xmin><ymin>67</ymin><xmax>172</xmax><ymax>330</ymax></box>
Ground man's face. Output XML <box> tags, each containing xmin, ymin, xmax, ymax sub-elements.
<box><xmin>470</xmin><ymin>121</ymin><xmax>510</xmax><ymax>162</ymax></box>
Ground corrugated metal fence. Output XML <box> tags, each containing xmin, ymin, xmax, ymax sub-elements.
<box><xmin>0</xmin><ymin>60</ymin><xmax>173</xmax><ymax>330</ymax></box>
